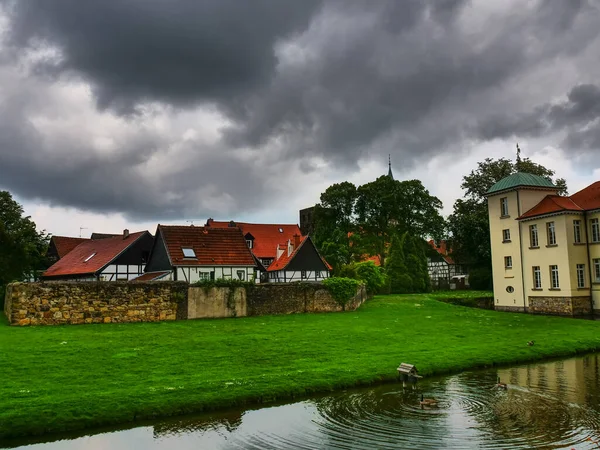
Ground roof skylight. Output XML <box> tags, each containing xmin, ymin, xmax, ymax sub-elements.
<box><xmin>182</xmin><ymin>248</ymin><xmax>196</xmax><ymax>258</ymax></box>
<box><xmin>84</xmin><ymin>252</ymin><xmax>97</xmax><ymax>262</ymax></box>
<box><xmin>278</xmin><ymin>228</ymin><xmax>283</xmax><ymax>233</ymax></box>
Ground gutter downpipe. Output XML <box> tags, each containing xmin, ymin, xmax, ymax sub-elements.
<box><xmin>517</xmin><ymin>190</ymin><xmax>527</xmax><ymax>312</ymax></box>
<box><xmin>584</xmin><ymin>210</ymin><xmax>595</xmax><ymax>317</ymax></box>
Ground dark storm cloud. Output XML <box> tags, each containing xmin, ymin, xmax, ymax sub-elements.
<box><xmin>473</xmin><ymin>84</ymin><xmax>600</xmax><ymax>154</ymax></box>
<box><xmin>1</xmin><ymin>0</ymin><xmax>322</xmax><ymax>113</ymax></box>
<box><xmin>0</xmin><ymin>0</ymin><xmax>600</xmax><ymax>220</ymax></box>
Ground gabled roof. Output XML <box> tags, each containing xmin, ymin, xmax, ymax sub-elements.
<box><xmin>518</xmin><ymin>195</ymin><xmax>583</xmax><ymax>220</ymax></box>
<box><xmin>205</xmin><ymin>219</ymin><xmax>302</xmax><ymax>259</ymax></box>
<box><xmin>267</xmin><ymin>236</ymin><xmax>332</xmax><ymax>272</ymax></box>
<box><xmin>49</xmin><ymin>236</ymin><xmax>88</xmax><ymax>259</ymax></box>
<box><xmin>158</xmin><ymin>225</ymin><xmax>255</xmax><ymax>267</ymax></box>
<box><xmin>43</xmin><ymin>231</ymin><xmax>150</xmax><ymax>278</ymax></box>
<box><xmin>486</xmin><ymin>172</ymin><xmax>557</xmax><ymax>195</ymax></box>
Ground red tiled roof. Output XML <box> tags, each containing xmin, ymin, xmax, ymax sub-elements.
<box><xmin>50</xmin><ymin>236</ymin><xmax>88</xmax><ymax>259</ymax></box>
<box><xmin>43</xmin><ymin>231</ymin><xmax>149</xmax><ymax>278</ymax></box>
<box><xmin>427</xmin><ymin>239</ymin><xmax>455</xmax><ymax>264</ymax></box>
<box><xmin>267</xmin><ymin>236</ymin><xmax>332</xmax><ymax>272</ymax></box>
<box><xmin>519</xmin><ymin>195</ymin><xmax>583</xmax><ymax>219</ymax></box>
<box><xmin>206</xmin><ymin>220</ymin><xmax>302</xmax><ymax>259</ymax></box>
<box><xmin>267</xmin><ymin>237</ymin><xmax>308</xmax><ymax>271</ymax></box>
<box><xmin>569</xmin><ymin>181</ymin><xmax>600</xmax><ymax>211</ymax></box>
<box><xmin>131</xmin><ymin>271</ymin><xmax>171</xmax><ymax>282</ymax></box>
<box><xmin>159</xmin><ymin>225</ymin><xmax>256</xmax><ymax>266</ymax></box>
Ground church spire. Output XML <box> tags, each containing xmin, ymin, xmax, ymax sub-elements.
<box><xmin>516</xmin><ymin>143</ymin><xmax>522</xmax><ymax>166</ymax></box>
<box><xmin>387</xmin><ymin>154</ymin><xmax>394</xmax><ymax>180</ymax></box>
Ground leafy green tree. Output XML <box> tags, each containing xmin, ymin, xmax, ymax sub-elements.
<box><xmin>313</xmin><ymin>182</ymin><xmax>358</xmax><ymax>271</ymax></box>
<box><xmin>0</xmin><ymin>191</ymin><xmax>49</xmax><ymax>306</ymax></box>
<box><xmin>354</xmin><ymin>176</ymin><xmax>444</xmax><ymax>266</ymax></box>
<box><xmin>337</xmin><ymin>260</ymin><xmax>386</xmax><ymax>295</ymax></box>
<box><xmin>385</xmin><ymin>234</ymin><xmax>411</xmax><ymax>293</ymax></box>
<box><xmin>448</xmin><ymin>157</ymin><xmax>567</xmax><ymax>268</ymax></box>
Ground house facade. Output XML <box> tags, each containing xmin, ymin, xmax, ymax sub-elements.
<box><xmin>427</xmin><ymin>240</ymin><xmax>467</xmax><ymax>289</ymax></box>
<box><xmin>42</xmin><ymin>230</ymin><xmax>153</xmax><ymax>281</ymax></box>
<box><xmin>266</xmin><ymin>235</ymin><xmax>331</xmax><ymax>282</ymax></box>
<box><xmin>143</xmin><ymin>225</ymin><xmax>257</xmax><ymax>283</ymax></box>
<box><xmin>487</xmin><ymin>173</ymin><xmax>600</xmax><ymax>316</ymax></box>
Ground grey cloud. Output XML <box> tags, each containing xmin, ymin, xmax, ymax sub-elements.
<box><xmin>1</xmin><ymin>0</ymin><xmax>600</xmax><ymax>220</ymax></box>
<box><xmin>473</xmin><ymin>84</ymin><xmax>600</xmax><ymax>154</ymax></box>
<box><xmin>2</xmin><ymin>0</ymin><xmax>321</xmax><ymax>113</ymax></box>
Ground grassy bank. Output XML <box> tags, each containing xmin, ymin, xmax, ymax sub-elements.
<box><xmin>3</xmin><ymin>293</ymin><xmax>600</xmax><ymax>439</ymax></box>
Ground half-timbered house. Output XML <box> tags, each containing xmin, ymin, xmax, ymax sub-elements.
<box><xmin>266</xmin><ymin>235</ymin><xmax>331</xmax><ymax>282</ymax></box>
<box><xmin>42</xmin><ymin>230</ymin><xmax>153</xmax><ymax>281</ymax></box>
<box><xmin>143</xmin><ymin>225</ymin><xmax>257</xmax><ymax>283</ymax></box>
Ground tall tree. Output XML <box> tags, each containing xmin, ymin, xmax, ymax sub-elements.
<box><xmin>313</xmin><ymin>182</ymin><xmax>358</xmax><ymax>270</ymax></box>
<box><xmin>0</xmin><ymin>191</ymin><xmax>49</xmax><ymax>305</ymax></box>
<box><xmin>448</xmin><ymin>157</ymin><xmax>567</xmax><ymax>268</ymax></box>
<box><xmin>354</xmin><ymin>176</ymin><xmax>444</xmax><ymax>266</ymax></box>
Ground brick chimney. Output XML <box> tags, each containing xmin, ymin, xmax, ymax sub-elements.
<box><xmin>293</xmin><ymin>234</ymin><xmax>301</xmax><ymax>250</ymax></box>
<box><xmin>123</xmin><ymin>229</ymin><xmax>129</xmax><ymax>239</ymax></box>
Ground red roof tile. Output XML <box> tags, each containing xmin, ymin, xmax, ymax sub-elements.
<box><xmin>427</xmin><ymin>240</ymin><xmax>455</xmax><ymax>264</ymax></box>
<box><xmin>206</xmin><ymin>220</ymin><xmax>302</xmax><ymax>259</ymax></box>
<box><xmin>519</xmin><ymin>195</ymin><xmax>583</xmax><ymax>219</ymax></box>
<box><xmin>267</xmin><ymin>237</ymin><xmax>308</xmax><ymax>271</ymax></box>
<box><xmin>159</xmin><ymin>225</ymin><xmax>256</xmax><ymax>266</ymax></box>
<box><xmin>43</xmin><ymin>231</ymin><xmax>149</xmax><ymax>278</ymax></box>
<box><xmin>50</xmin><ymin>236</ymin><xmax>89</xmax><ymax>259</ymax></box>
<box><xmin>569</xmin><ymin>181</ymin><xmax>600</xmax><ymax>211</ymax></box>
<box><xmin>130</xmin><ymin>271</ymin><xmax>171</xmax><ymax>281</ymax></box>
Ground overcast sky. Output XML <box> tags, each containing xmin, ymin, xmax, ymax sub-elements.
<box><xmin>1</xmin><ymin>0</ymin><xmax>600</xmax><ymax>237</ymax></box>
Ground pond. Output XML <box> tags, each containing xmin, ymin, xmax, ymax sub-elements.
<box><xmin>5</xmin><ymin>354</ymin><xmax>600</xmax><ymax>450</ymax></box>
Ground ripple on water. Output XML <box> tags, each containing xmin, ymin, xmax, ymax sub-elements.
<box><xmin>224</xmin><ymin>361</ymin><xmax>600</xmax><ymax>450</ymax></box>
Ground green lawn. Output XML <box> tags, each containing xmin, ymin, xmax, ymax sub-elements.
<box><xmin>2</xmin><ymin>293</ymin><xmax>600</xmax><ymax>439</ymax></box>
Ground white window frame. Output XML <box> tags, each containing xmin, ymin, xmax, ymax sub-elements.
<box><xmin>547</xmin><ymin>222</ymin><xmax>556</xmax><ymax>246</ymax></box>
<box><xmin>592</xmin><ymin>218</ymin><xmax>600</xmax><ymax>243</ymax></box>
<box><xmin>533</xmin><ymin>266</ymin><xmax>541</xmax><ymax>289</ymax></box>
<box><xmin>550</xmin><ymin>265</ymin><xmax>559</xmax><ymax>289</ymax></box>
<box><xmin>246</xmin><ymin>240</ymin><xmax>253</xmax><ymax>249</ymax></box>
<box><xmin>199</xmin><ymin>272</ymin><xmax>210</xmax><ymax>281</ymax></box>
<box><xmin>502</xmin><ymin>229</ymin><xmax>511</xmax><ymax>242</ymax></box>
<box><xmin>530</xmin><ymin>225</ymin><xmax>539</xmax><ymax>248</ymax></box>
<box><xmin>504</xmin><ymin>256</ymin><xmax>512</xmax><ymax>269</ymax></box>
<box><xmin>577</xmin><ymin>264</ymin><xmax>585</xmax><ymax>288</ymax></box>
<box><xmin>574</xmin><ymin>220</ymin><xmax>582</xmax><ymax>244</ymax></box>
<box><xmin>500</xmin><ymin>197</ymin><xmax>509</xmax><ymax>217</ymax></box>
<box><xmin>594</xmin><ymin>259</ymin><xmax>600</xmax><ymax>282</ymax></box>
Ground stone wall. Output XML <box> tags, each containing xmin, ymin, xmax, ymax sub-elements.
<box><xmin>246</xmin><ymin>283</ymin><xmax>366</xmax><ymax>316</ymax></box>
<box><xmin>5</xmin><ymin>281</ymin><xmax>367</xmax><ymax>325</ymax></box>
<box><xmin>187</xmin><ymin>286</ymin><xmax>246</xmax><ymax>319</ymax></box>
<box><xmin>528</xmin><ymin>296</ymin><xmax>592</xmax><ymax>317</ymax></box>
<box><xmin>4</xmin><ymin>282</ymin><xmax>188</xmax><ymax>326</ymax></box>
<box><xmin>436</xmin><ymin>296</ymin><xmax>494</xmax><ymax>310</ymax></box>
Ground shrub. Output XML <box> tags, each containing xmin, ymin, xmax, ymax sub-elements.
<box><xmin>468</xmin><ymin>267</ymin><xmax>493</xmax><ymax>290</ymax></box>
<box><xmin>354</xmin><ymin>261</ymin><xmax>386</xmax><ymax>295</ymax></box>
<box><xmin>322</xmin><ymin>277</ymin><xmax>361</xmax><ymax>310</ymax></box>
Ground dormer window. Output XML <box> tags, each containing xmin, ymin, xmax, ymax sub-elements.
<box><xmin>84</xmin><ymin>252</ymin><xmax>96</xmax><ymax>262</ymax></box>
<box><xmin>246</xmin><ymin>240</ymin><xmax>253</xmax><ymax>249</ymax></box>
<box><xmin>182</xmin><ymin>248</ymin><xmax>196</xmax><ymax>258</ymax></box>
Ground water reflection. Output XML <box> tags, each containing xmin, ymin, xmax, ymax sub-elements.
<box><xmin>5</xmin><ymin>354</ymin><xmax>600</xmax><ymax>449</ymax></box>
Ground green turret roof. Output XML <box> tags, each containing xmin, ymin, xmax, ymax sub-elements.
<box><xmin>486</xmin><ymin>172</ymin><xmax>556</xmax><ymax>195</ymax></box>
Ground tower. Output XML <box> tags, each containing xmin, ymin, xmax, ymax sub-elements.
<box><xmin>388</xmin><ymin>154</ymin><xmax>394</xmax><ymax>180</ymax></box>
